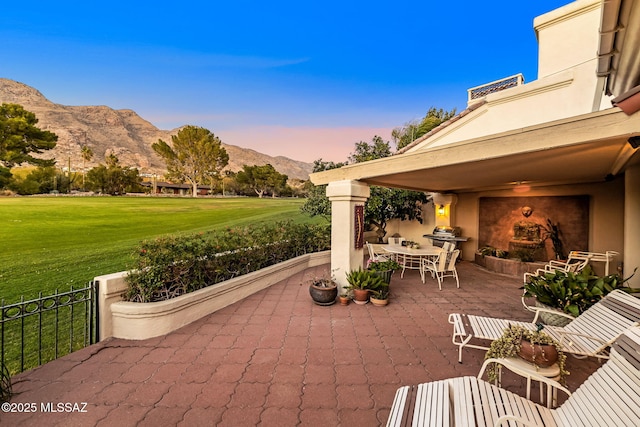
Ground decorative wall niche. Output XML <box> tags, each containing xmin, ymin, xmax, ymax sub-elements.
<box><xmin>478</xmin><ymin>196</ymin><xmax>589</xmax><ymax>261</ymax></box>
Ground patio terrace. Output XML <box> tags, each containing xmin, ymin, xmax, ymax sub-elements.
<box><xmin>2</xmin><ymin>262</ymin><xmax>601</xmax><ymax>426</ymax></box>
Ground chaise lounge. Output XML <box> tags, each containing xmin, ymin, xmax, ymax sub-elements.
<box><xmin>387</xmin><ymin>326</ymin><xmax>640</xmax><ymax>426</ymax></box>
<box><xmin>448</xmin><ymin>289</ymin><xmax>640</xmax><ymax>363</ymax></box>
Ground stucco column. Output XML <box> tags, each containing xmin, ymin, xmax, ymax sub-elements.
<box><xmin>326</xmin><ymin>180</ymin><xmax>370</xmax><ymax>293</ymax></box>
<box><xmin>625</xmin><ymin>164</ymin><xmax>640</xmax><ymax>288</ymax></box>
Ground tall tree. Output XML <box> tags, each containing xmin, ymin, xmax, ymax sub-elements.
<box><xmin>350</xmin><ymin>137</ymin><xmax>428</xmax><ymax>242</ymax></box>
<box><xmin>301</xmin><ymin>137</ymin><xmax>428</xmax><ymax>242</ymax></box>
<box><xmin>300</xmin><ymin>159</ymin><xmax>347</xmax><ymax>220</ymax></box>
<box><xmin>0</xmin><ymin>103</ymin><xmax>57</xmax><ymax>187</ymax></box>
<box><xmin>392</xmin><ymin>107</ymin><xmax>457</xmax><ymax>150</ymax></box>
<box><xmin>235</xmin><ymin>164</ymin><xmax>288</xmax><ymax>198</ymax></box>
<box><xmin>349</xmin><ymin>135</ymin><xmax>392</xmax><ymax>163</ymax></box>
<box><xmin>152</xmin><ymin>125</ymin><xmax>229</xmax><ymax>197</ymax></box>
<box><xmin>81</xmin><ymin>145</ymin><xmax>93</xmax><ymax>190</ymax></box>
<box><xmin>86</xmin><ymin>154</ymin><xmax>141</xmax><ymax>195</ymax></box>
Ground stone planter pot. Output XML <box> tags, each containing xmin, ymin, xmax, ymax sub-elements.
<box><xmin>535</xmin><ymin>301</ymin><xmax>573</xmax><ymax>327</ymax></box>
<box><xmin>309</xmin><ymin>283</ymin><xmax>338</xmax><ymax>306</ymax></box>
<box><xmin>518</xmin><ymin>340</ymin><xmax>558</xmax><ymax>367</ymax></box>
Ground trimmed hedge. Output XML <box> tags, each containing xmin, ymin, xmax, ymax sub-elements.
<box><xmin>124</xmin><ymin>221</ymin><xmax>330</xmax><ymax>302</ymax></box>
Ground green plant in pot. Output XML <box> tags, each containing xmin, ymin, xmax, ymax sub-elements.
<box><xmin>523</xmin><ymin>265</ymin><xmax>636</xmax><ymax>322</ymax></box>
<box><xmin>367</xmin><ymin>259</ymin><xmax>400</xmax><ymax>284</ymax></box>
<box><xmin>484</xmin><ymin>324</ymin><xmax>568</xmax><ymax>385</ymax></box>
<box><xmin>370</xmin><ymin>288</ymin><xmax>390</xmax><ymax>306</ymax></box>
<box><xmin>345</xmin><ymin>268</ymin><xmax>388</xmax><ymax>305</ymax></box>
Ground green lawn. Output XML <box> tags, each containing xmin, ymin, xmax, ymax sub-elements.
<box><xmin>0</xmin><ymin>196</ymin><xmax>317</xmax><ymax>303</ymax></box>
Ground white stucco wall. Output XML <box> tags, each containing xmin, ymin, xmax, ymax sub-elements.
<box><xmin>535</xmin><ymin>0</ymin><xmax>601</xmax><ymax>80</ymax></box>
<box><xmin>407</xmin><ymin>0</ymin><xmax>604</xmax><ymax>153</ymax></box>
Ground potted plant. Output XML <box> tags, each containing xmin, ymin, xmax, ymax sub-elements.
<box><xmin>484</xmin><ymin>324</ymin><xmax>568</xmax><ymax>385</ymax></box>
<box><xmin>541</xmin><ymin>218</ymin><xmax>565</xmax><ymax>260</ymax></box>
<box><xmin>370</xmin><ymin>288</ymin><xmax>389</xmax><ymax>306</ymax></box>
<box><xmin>522</xmin><ymin>265</ymin><xmax>635</xmax><ymax>325</ymax></box>
<box><xmin>367</xmin><ymin>259</ymin><xmax>400</xmax><ymax>284</ymax></box>
<box><xmin>339</xmin><ymin>293</ymin><xmax>350</xmax><ymax>306</ymax></box>
<box><xmin>308</xmin><ymin>272</ymin><xmax>338</xmax><ymax>306</ymax></box>
<box><xmin>345</xmin><ymin>269</ymin><xmax>387</xmax><ymax>305</ymax></box>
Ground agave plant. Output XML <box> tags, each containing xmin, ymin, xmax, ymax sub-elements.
<box><xmin>345</xmin><ymin>268</ymin><xmax>388</xmax><ymax>291</ymax></box>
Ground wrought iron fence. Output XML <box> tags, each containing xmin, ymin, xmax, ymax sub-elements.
<box><xmin>0</xmin><ymin>281</ymin><xmax>98</xmax><ymax>376</ymax></box>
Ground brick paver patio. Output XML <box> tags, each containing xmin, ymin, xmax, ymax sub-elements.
<box><xmin>2</xmin><ymin>261</ymin><xmax>601</xmax><ymax>426</ymax></box>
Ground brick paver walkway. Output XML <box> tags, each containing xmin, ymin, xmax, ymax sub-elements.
<box><xmin>2</xmin><ymin>262</ymin><xmax>600</xmax><ymax>426</ymax></box>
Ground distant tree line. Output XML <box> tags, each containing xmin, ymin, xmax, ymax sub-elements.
<box><xmin>1</xmin><ymin>101</ymin><xmax>457</xmax><ymax>216</ymax></box>
<box><xmin>0</xmin><ymin>105</ymin><xmax>306</xmax><ymax>197</ymax></box>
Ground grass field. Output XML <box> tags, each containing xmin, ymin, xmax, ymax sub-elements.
<box><xmin>0</xmin><ymin>196</ymin><xmax>317</xmax><ymax>303</ymax></box>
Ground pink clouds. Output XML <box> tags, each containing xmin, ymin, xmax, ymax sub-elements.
<box><xmin>217</xmin><ymin>125</ymin><xmax>394</xmax><ymax>163</ymax></box>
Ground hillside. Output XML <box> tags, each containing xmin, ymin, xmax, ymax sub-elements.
<box><xmin>0</xmin><ymin>78</ymin><xmax>313</xmax><ymax>180</ymax></box>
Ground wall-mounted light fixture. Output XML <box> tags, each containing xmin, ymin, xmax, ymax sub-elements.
<box><xmin>513</xmin><ymin>181</ymin><xmax>531</xmax><ymax>193</ymax></box>
<box><xmin>437</xmin><ymin>204</ymin><xmax>445</xmax><ymax>216</ymax></box>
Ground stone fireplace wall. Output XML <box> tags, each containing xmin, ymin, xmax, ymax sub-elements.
<box><xmin>478</xmin><ymin>196</ymin><xmax>589</xmax><ymax>261</ymax></box>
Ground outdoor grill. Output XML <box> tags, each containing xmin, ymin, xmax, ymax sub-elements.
<box><xmin>423</xmin><ymin>226</ymin><xmax>469</xmax><ymax>248</ymax></box>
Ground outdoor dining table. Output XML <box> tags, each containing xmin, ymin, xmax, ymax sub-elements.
<box><xmin>381</xmin><ymin>245</ymin><xmax>445</xmax><ymax>278</ymax></box>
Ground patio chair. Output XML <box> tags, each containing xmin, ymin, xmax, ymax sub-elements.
<box><xmin>366</xmin><ymin>242</ymin><xmax>391</xmax><ymax>263</ymax></box>
<box><xmin>420</xmin><ymin>249</ymin><xmax>460</xmax><ymax>290</ymax></box>
<box><xmin>448</xmin><ymin>289</ymin><xmax>640</xmax><ymax>363</ymax></box>
<box><xmin>442</xmin><ymin>241</ymin><xmax>456</xmax><ymax>252</ymax></box>
<box><xmin>387</xmin><ymin>326</ymin><xmax>640</xmax><ymax>427</ymax></box>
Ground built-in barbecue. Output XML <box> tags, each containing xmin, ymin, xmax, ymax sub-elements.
<box><xmin>423</xmin><ymin>226</ymin><xmax>469</xmax><ymax>248</ymax></box>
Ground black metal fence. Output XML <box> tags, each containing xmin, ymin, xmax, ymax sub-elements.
<box><xmin>1</xmin><ymin>281</ymin><xmax>98</xmax><ymax>376</ymax></box>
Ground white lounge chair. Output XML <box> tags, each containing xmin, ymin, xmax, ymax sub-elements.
<box><xmin>448</xmin><ymin>289</ymin><xmax>640</xmax><ymax>363</ymax></box>
<box><xmin>387</xmin><ymin>326</ymin><xmax>640</xmax><ymax>427</ymax></box>
<box><xmin>522</xmin><ymin>251</ymin><xmax>591</xmax><ymax>286</ymax></box>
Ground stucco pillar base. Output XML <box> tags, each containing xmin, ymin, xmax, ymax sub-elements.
<box><xmin>327</xmin><ymin>180</ymin><xmax>370</xmax><ymax>293</ymax></box>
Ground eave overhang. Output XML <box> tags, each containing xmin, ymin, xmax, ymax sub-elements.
<box><xmin>310</xmin><ymin>109</ymin><xmax>640</xmax><ymax>193</ymax></box>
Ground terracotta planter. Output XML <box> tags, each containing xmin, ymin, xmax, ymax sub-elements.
<box><xmin>339</xmin><ymin>296</ymin><xmax>350</xmax><ymax>306</ymax></box>
<box><xmin>518</xmin><ymin>340</ymin><xmax>558</xmax><ymax>367</ymax></box>
<box><xmin>309</xmin><ymin>283</ymin><xmax>338</xmax><ymax>306</ymax></box>
<box><xmin>353</xmin><ymin>289</ymin><xmax>369</xmax><ymax>305</ymax></box>
<box><xmin>370</xmin><ymin>297</ymin><xmax>388</xmax><ymax>307</ymax></box>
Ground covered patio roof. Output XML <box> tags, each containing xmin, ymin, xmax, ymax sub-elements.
<box><xmin>311</xmin><ymin>108</ymin><xmax>640</xmax><ymax>193</ymax></box>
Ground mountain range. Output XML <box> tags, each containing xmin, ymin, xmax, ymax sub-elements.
<box><xmin>0</xmin><ymin>78</ymin><xmax>313</xmax><ymax>180</ymax></box>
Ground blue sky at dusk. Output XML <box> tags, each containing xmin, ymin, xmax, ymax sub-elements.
<box><xmin>1</xmin><ymin>1</ymin><xmax>570</xmax><ymax>163</ymax></box>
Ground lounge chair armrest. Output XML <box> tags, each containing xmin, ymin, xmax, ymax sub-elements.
<box><xmin>530</xmin><ymin>305</ymin><xmax>575</xmax><ymax>321</ymax></box>
<box><xmin>520</xmin><ymin>296</ymin><xmax>575</xmax><ymax>323</ymax></box>
<box><xmin>555</xmin><ymin>330</ymin><xmax>610</xmax><ymax>347</ymax></box>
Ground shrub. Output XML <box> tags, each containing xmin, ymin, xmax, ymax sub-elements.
<box><xmin>124</xmin><ymin>221</ymin><xmax>330</xmax><ymax>302</ymax></box>
<box><xmin>523</xmin><ymin>265</ymin><xmax>635</xmax><ymax>317</ymax></box>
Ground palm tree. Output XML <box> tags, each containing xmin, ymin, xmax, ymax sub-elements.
<box><xmin>81</xmin><ymin>145</ymin><xmax>93</xmax><ymax>190</ymax></box>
